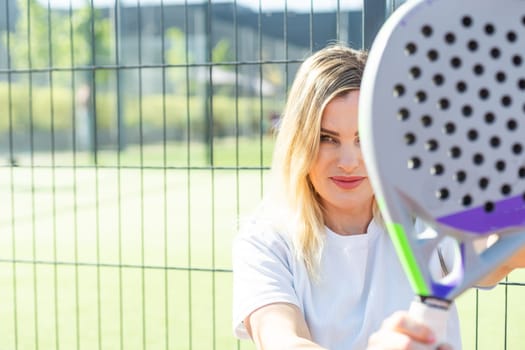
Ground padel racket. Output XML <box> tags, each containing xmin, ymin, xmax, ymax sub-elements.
<box><xmin>359</xmin><ymin>0</ymin><xmax>525</xmax><ymax>346</ymax></box>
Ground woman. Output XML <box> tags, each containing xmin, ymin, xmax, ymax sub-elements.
<box><xmin>232</xmin><ymin>43</ymin><xmax>524</xmax><ymax>350</ymax></box>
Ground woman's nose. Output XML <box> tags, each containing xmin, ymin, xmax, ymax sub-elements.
<box><xmin>337</xmin><ymin>145</ymin><xmax>360</xmax><ymax>171</ymax></box>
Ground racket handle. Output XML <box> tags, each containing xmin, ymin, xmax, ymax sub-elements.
<box><xmin>409</xmin><ymin>298</ymin><xmax>449</xmax><ymax>349</ymax></box>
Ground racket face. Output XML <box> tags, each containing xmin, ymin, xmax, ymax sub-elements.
<box><xmin>360</xmin><ymin>0</ymin><xmax>525</xmax><ymax>236</ymax></box>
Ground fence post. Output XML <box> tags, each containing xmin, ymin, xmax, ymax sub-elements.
<box><xmin>362</xmin><ymin>0</ymin><xmax>405</xmax><ymax>49</ymax></box>
<box><xmin>363</xmin><ymin>0</ymin><xmax>386</xmax><ymax>49</ymax></box>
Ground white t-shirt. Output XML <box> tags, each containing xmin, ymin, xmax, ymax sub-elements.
<box><xmin>232</xmin><ymin>218</ymin><xmax>462</xmax><ymax>350</ymax></box>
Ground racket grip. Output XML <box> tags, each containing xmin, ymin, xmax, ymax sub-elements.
<box><xmin>409</xmin><ymin>298</ymin><xmax>449</xmax><ymax>349</ymax></box>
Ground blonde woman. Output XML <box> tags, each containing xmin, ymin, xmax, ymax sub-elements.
<box><xmin>232</xmin><ymin>44</ymin><xmax>524</xmax><ymax>350</ymax></box>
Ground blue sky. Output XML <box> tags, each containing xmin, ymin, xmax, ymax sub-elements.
<box><xmin>41</xmin><ymin>0</ymin><xmax>363</xmax><ymax>11</ymax></box>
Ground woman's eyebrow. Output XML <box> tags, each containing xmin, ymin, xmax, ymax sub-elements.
<box><xmin>320</xmin><ymin>128</ymin><xmax>339</xmax><ymax>136</ymax></box>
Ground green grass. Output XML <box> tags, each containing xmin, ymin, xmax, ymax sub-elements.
<box><xmin>5</xmin><ymin>135</ymin><xmax>275</xmax><ymax>169</ymax></box>
<box><xmin>1</xmin><ymin>137</ymin><xmax>525</xmax><ymax>349</ymax></box>
<box><xmin>457</xmin><ymin>269</ymin><xmax>525</xmax><ymax>350</ymax></box>
<box><xmin>0</xmin><ymin>137</ymin><xmax>269</xmax><ymax>350</ymax></box>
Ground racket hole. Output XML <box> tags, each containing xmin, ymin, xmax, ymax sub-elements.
<box><xmin>421</xmin><ymin>115</ymin><xmax>433</xmax><ymax>127</ymax></box>
<box><xmin>449</xmin><ymin>146</ymin><xmax>462</xmax><ymax>159</ymax></box>
<box><xmin>473</xmin><ymin>64</ymin><xmax>484</xmax><ymax>75</ymax></box>
<box><xmin>408</xmin><ymin>157</ymin><xmax>422</xmax><ymax>169</ymax></box>
<box><xmin>394</xmin><ymin>84</ymin><xmax>405</xmax><ymax>97</ymax></box>
<box><xmin>398</xmin><ymin>108</ymin><xmax>410</xmax><ymax>121</ymax></box>
<box><xmin>496</xmin><ymin>71</ymin><xmax>506</xmax><ymax>83</ymax></box>
<box><xmin>422</xmin><ymin>25</ymin><xmax>433</xmax><ymax>37</ymax></box>
<box><xmin>501</xmin><ymin>184</ymin><xmax>512</xmax><ymax>196</ymax></box>
<box><xmin>484</xmin><ymin>23</ymin><xmax>495</xmax><ymax>35</ymax></box>
<box><xmin>462</xmin><ymin>195</ymin><xmax>473</xmax><ymax>207</ymax></box>
<box><xmin>495</xmin><ymin>160</ymin><xmax>506</xmax><ymax>172</ymax></box>
<box><xmin>409</xmin><ymin>66</ymin><xmax>422</xmax><ymax>79</ymax></box>
<box><xmin>501</xmin><ymin>95</ymin><xmax>512</xmax><ymax>107</ymax></box>
<box><xmin>450</xmin><ymin>56</ymin><xmax>462</xmax><ymax>69</ymax></box>
<box><xmin>479</xmin><ymin>177</ymin><xmax>489</xmax><ymax>189</ymax></box>
<box><xmin>512</xmin><ymin>55</ymin><xmax>522</xmax><ymax>66</ymax></box>
<box><xmin>518</xmin><ymin>78</ymin><xmax>525</xmax><ymax>90</ymax></box>
<box><xmin>489</xmin><ymin>136</ymin><xmax>501</xmax><ymax>148</ymax></box>
<box><xmin>428</xmin><ymin>238</ymin><xmax>463</xmax><ymax>283</ymax></box>
<box><xmin>467</xmin><ymin>40</ymin><xmax>479</xmax><ymax>51</ymax></box>
<box><xmin>479</xmin><ymin>88</ymin><xmax>490</xmax><ymax>100</ymax></box>
<box><xmin>443</xmin><ymin>122</ymin><xmax>456</xmax><ymax>135</ymax></box>
<box><xmin>484</xmin><ymin>112</ymin><xmax>496</xmax><ymax>124</ymax></box>
<box><xmin>484</xmin><ymin>202</ymin><xmax>495</xmax><ymax>213</ymax></box>
<box><xmin>467</xmin><ymin>129</ymin><xmax>479</xmax><ymax>141</ymax></box>
<box><xmin>462</xmin><ymin>16</ymin><xmax>473</xmax><ymax>27</ymax></box>
<box><xmin>444</xmin><ymin>32</ymin><xmax>456</xmax><ymax>44</ymax></box>
<box><xmin>431</xmin><ymin>164</ymin><xmax>445</xmax><ymax>175</ymax></box>
<box><xmin>519</xmin><ymin>167</ymin><xmax>525</xmax><ymax>178</ymax></box>
<box><xmin>426</xmin><ymin>139</ymin><xmax>439</xmax><ymax>151</ymax></box>
<box><xmin>462</xmin><ymin>105</ymin><xmax>473</xmax><ymax>117</ymax></box>
<box><xmin>507</xmin><ymin>31</ymin><xmax>518</xmax><ymax>43</ymax></box>
<box><xmin>455</xmin><ymin>171</ymin><xmax>467</xmax><ymax>183</ymax></box>
<box><xmin>427</xmin><ymin>49</ymin><xmax>439</xmax><ymax>61</ymax></box>
<box><xmin>436</xmin><ymin>188</ymin><xmax>450</xmax><ymax>200</ymax></box>
<box><xmin>456</xmin><ymin>81</ymin><xmax>467</xmax><ymax>93</ymax></box>
<box><xmin>415</xmin><ymin>91</ymin><xmax>427</xmax><ymax>103</ymax></box>
<box><xmin>512</xmin><ymin>143</ymin><xmax>523</xmax><ymax>155</ymax></box>
<box><xmin>507</xmin><ymin>119</ymin><xmax>518</xmax><ymax>131</ymax></box>
<box><xmin>438</xmin><ymin>98</ymin><xmax>450</xmax><ymax>110</ymax></box>
<box><xmin>473</xmin><ymin>153</ymin><xmax>484</xmax><ymax>165</ymax></box>
<box><xmin>405</xmin><ymin>133</ymin><xmax>417</xmax><ymax>145</ymax></box>
<box><xmin>405</xmin><ymin>42</ymin><xmax>417</xmax><ymax>55</ymax></box>
<box><xmin>433</xmin><ymin>74</ymin><xmax>444</xmax><ymax>86</ymax></box>
<box><xmin>490</xmin><ymin>47</ymin><xmax>501</xmax><ymax>59</ymax></box>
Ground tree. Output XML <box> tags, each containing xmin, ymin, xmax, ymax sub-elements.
<box><xmin>5</xmin><ymin>0</ymin><xmax>111</xmax><ymax>84</ymax></box>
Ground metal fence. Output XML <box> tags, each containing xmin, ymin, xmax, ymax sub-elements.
<box><xmin>1</xmin><ymin>0</ymin><xmax>524</xmax><ymax>349</ymax></box>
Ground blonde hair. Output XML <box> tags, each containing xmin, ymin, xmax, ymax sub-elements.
<box><xmin>266</xmin><ymin>44</ymin><xmax>374</xmax><ymax>278</ymax></box>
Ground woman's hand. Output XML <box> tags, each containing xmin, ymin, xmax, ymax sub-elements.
<box><xmin>367</xmin><ymin>311</ymin><xmax>453</xmax><ymax>350</ymax></box>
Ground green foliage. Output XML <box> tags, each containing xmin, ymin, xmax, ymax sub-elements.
<box><xmin>165</xmin><ymin>27</ymin><xmax>190</xmax><ymax>65</ymax></box>
<box><xmin>0</xmin><ymin>82</ymin><xmax>284</xmax><ymax>139</ymax></box>
<box><xmin>212</xmin><ymin>39</ymin><xmax>234</xmax><ymax>67</ymax></box>
<box><xmin>125</xmin><ymin>94</ymin><xmax>282</xmax><ymax>139</ymax></box>
<box><xmin>5</xmin><ymin>0</ymin><xmax>112</xmax><ymax>84</ymax></box>
<box><xmin>165</xmin><ymin>27</ymin><xmax>193</xmax><ymax>95</ymax></box>
<box><xmin>0</xmin><ymin>83</ymin><xmax>73</xmax><ymax>131</ymax></box>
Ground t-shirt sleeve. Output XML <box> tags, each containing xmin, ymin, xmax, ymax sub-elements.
<box><xmin>232</xmin><ymin>224</ymin><xmax>300</xmax><ymax>339</ymax></box>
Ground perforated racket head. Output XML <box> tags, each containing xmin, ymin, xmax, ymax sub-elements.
<box><xmin>360</xmin><ymin>0</ymin><xmax>525</xmax><ymax>300</ymax></box>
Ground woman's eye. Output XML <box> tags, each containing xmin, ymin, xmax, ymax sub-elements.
<box><xmin>355</xmin><ymin>136</ymin><xmax>361</xmax><ymax>146</ymax></box>
<box><xmin>320</xmin><ymin>134</ymin><xmax>337</xmax><ymax>143</ymax></box>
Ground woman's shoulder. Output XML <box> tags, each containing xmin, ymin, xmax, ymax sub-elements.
<box><xmin>235</xmin><ymin>215</ymin><xmax>291</xmax><ymax>250</ymax></box>
<box><xmin>233</xmin><ymin>215</ymin><xmax>296</xmax><ymax>274</ymax></box>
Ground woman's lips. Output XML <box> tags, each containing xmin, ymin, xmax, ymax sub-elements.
<box><xmin>330</xmin><ymin>176</ymin><xmax>365</xmax><ymax>190</ymax></box>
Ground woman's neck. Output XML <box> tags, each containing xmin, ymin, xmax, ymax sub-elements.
<box><xmin>323</xmin><ymin>205</ymin><xmax>373</xmax><ymax>235</ymax></box>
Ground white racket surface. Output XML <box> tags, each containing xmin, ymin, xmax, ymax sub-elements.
<box><xmin>360</xmin><ymin>0</ymin><xmax>525</xmax><ymax>346</ymax></box>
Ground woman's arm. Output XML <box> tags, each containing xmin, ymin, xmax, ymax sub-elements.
<box><xmin>245</xmin><ymin>302</ymin><xmax>327</xmax><ymax>350</ymax></box>
<box><xmin>476</xmin><ymin>234</ymin><xmax>525</xmax><ymax>287</ymax></box>
<box><xmin>246</xmin><ymin>302</ymin><xmax>449</xmax><ymax>350</ymax></box>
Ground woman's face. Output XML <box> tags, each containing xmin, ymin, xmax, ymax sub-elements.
<box><xmin>308</xmin><ymin>90</ymin><xmax>374</xmax><ymax>218</ymax></box>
